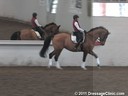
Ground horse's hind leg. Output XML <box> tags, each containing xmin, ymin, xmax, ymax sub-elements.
<box><xmin>48</xmin><ymin>50</ymin><xmax>56</xmax><ymax>68</ymax></box>
<box><xmin>54</xmin><ymin>49</ymin><xmax>63</xmax><ymax>69</ymax></box>
<box><xmin>81</xmin><ymin>52</ymin><xmax>88</xmax><ymax>70</ymax></box>
<box><xmin>49</xmin><ymin>49</ymin><xmax>62</xmax><ymax>69</ymax></box>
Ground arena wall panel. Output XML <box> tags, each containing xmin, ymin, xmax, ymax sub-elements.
<box><xmin>0</xmin><ymin>40</ymin><xmax>94</xmax><ymax>67</ymax></box>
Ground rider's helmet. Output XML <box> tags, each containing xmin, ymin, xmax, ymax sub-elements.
<box><xmin>73</xmin><ymin>15</ymin><xmax>79</xmax><ymax>20</ymax></box>
<box><xmin>32</xmin><ymin>12</ymin><xmax>37</xmax><ymax>17</ymax></box>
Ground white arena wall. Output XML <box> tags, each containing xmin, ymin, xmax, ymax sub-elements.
<box><xmin>0</xmin><ymin>38</ymin><xmax>127</xmax><ymax>66</ymax></box>
<box><xmin>0</xmin><ymin>40</ymin><xmax>94</xmax><ymax>66</ymax></box>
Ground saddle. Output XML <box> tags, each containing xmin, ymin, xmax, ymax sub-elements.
<box><xmin>71</xmin><ymin>32</ymin><xmax>85</xmax><ymax>51</ymax></box>
<box><xmin>32</xmin><ymin>29</ymin><xmax>41</xmax><ymax>39</ymax></box>
<box><xmin>71</xmin><ymin>32</ymin><xmax>85</xmax><ymax>44</ymax></box>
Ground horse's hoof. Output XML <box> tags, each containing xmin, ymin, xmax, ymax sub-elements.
<box><xmin>82</xmin><ymin>68</ymin><xmax>87</xmax><ymax>70</ymax></box>
<box><xmin>56</xmin><ymin>66</ymin><xmax>63</xmax><ymax>70</ymax></box>
<box><xmin>97</xmin><ymin>65</ymin><xmax>101</xmax><ymax>69</ymax></box>
<box><xmin>57</xmin><ymin>68</ymin><xmax>63</xmax><ymax>70</ymax></box>
<box><xmin>42</xmin><ymin>55</ymin><xmax>46</xmax><ymax>58</ymax></box>
<box><xmin>81</xmin><ymin>66</ymin><xmax>87</xmax><ymax>70</ymax></box>
<box><xmin>48</xmin><ymin>63</ymin><xmax>52</xmax><ymax>68</ymax></box>
<box><xmin>42</xmin><ymin>54</ymin><xmax>47</xmax><ymax>58</ymax></box>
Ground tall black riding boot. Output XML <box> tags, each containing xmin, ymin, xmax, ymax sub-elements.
<box><xmin>75</xmin><ymin>40</ymin><xmax>81</xmax><ymax>50</ymax></box>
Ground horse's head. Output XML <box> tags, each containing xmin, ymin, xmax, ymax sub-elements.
<box><xmin>98</xmin><ymin>26</ymin><xmax>110</xmax><ymax>45</ymax></box>
<box><xmin>44</xmin><ymin>22</ymin><xmax>60</xmax><ymax>39</ymax></box>
<box><xmin>88</xmin><ymin>26</ymin><xmax>110</xmax><ymax>46</ymax></box>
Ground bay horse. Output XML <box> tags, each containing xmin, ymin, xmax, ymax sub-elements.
<box><xmin>40</xmin><ymin>26</ymin><xmax>110</xmax><ymax>70</ymax></box>
<box><xmin>10</xmin><ymin>22</ymin><xmax>60</xmax><ymax>40</ymax></box>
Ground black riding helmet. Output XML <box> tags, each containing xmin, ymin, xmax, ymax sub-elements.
<box><xmin>73</xmin><ymin>15</ymin><xmax>79</xmax><ymax>19</ymax></box>
<box><xmin>32</xmin><ymin>12</ymin><xmax>37</xmax><ymax>17</ymax></box>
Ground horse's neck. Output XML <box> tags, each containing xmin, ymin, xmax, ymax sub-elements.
<box><xmin>87</xmin><ymin>31</ymin><xmax>99</xmax><ymax>42</ymax></box>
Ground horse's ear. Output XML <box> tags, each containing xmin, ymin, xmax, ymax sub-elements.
<box><xmin>107</xmin><ymin>31</ymin><xmax>110</xmax><ymax>35</ymax></box>
<box><xmin>57</xmin><ymin>25</ymin><xmax>61</xmax><ymax>29</ymax></box>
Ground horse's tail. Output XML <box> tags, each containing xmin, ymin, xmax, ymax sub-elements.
<box><xmin>40</xmin><ymin>35</ymin><xmax>52</xmax><ymax>57</ymax></box>
<box><xmin>10</xmin><ymin>31</ymin><xmax>21</xmax><ymax>40</ymax></box>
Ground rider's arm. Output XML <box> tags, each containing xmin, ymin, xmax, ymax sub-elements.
<box><xmin>74</xmin><ymin>22</ymin><xmax>84</xmax><ymax>32</ymax></box>
<box><xmin>35</xmin><ymin>19</ymin><xmax>42</xmax><ymax>27</ymax></box>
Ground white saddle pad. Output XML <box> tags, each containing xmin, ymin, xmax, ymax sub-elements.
<box><xmin>71</xmin><ymin>35</ymin><xmax>77</xmax><ymax>43</ymax></box>
<box><xmin>71</xmin><ymin>32</ymin><xmax>85</xmax><ymax>44</ymax></box>
<box><xmin>32</xmin><ymin>29</ymin><xmax>41</xmax><ymax>39</ymax></box>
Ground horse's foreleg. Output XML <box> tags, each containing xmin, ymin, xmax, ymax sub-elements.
<box><xmin>89</xmin><ymin>51</ymin><xmax>100</xmax><ymax>68</ymax></box>
<box><xmin>54</xmin><ymin>49</ymin><xmax>63</xmax><ymax>69</ymax></box>
<box><xmin>81</xmin><ymin>52</ymin><xmax>88</xmax><ymax>70</ymax></box>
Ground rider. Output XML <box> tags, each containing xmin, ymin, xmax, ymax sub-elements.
<box><xmin>72</xmin><ymin>14</ymin><xmax>86</xmax><ymax>49</ymax></box>
<box><xmin>31</xmin><ymin>12</ymin><xmax>44</xmax><ymax>39</ymax></box>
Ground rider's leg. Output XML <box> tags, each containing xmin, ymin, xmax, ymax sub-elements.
<box><xmin>75</xmin><ymin>32</ymin><xmax>83</xmax><ymax>49</ymax></box>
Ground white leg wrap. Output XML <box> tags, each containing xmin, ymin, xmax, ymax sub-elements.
<box><xmin>81</xmin><ymin>62</ymin><xmax>87</xmax><ymax>70</ymax></box>
<box><xmin>56</xmin><ymin>61</ymin><xmax>62</xmax><ymax>69</ymax></box>
<box><xmin>48</xmin><ymin>59</ymin><xmax>52</xmax><ymax>68</ymax></box>
<box><xmin>96</xmin><ymin>58</ymin><xmax>100</xmax><ymax>65</ymax></box>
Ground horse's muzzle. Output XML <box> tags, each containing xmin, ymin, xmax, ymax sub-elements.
<box><xmin>100</xmin><ymin>42</ymin><xmax>105</xmax><ymax>45</ymax></box>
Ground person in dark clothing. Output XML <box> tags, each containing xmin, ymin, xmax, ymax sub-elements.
<box><xmin>31</xmin><ymin>12</ymin><xmax>44</xmax><ymax>39</ymax></box>
<box><xmin>72</xmin><ymin>15</ymin><xmax>86</xmax><ymax>49</ymax></box>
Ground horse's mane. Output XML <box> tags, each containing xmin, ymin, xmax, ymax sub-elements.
<box><xmin>87</xmin><ymin>26</ymin><xmax>107</xmax><ymax>33</ymax></box>
<box><xmin>44</xmin><ymin>22</ymin><xmax>56</xmax><ymax>28</ymax></box>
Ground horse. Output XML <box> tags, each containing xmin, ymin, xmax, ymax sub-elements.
<box><xmin>40</xmin><ymin>26</ymin><xmax>110</xmax><ymax>70</ymax></box>
<box><xmin>10</xmin><ymin>22</ymin><xmax>60</xmax><ymax>40</ymax></box>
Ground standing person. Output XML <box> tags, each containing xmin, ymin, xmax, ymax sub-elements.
<box><xmin>31</xmin><ymin>12</ymin><xmax>44</xmax><ymax>39</ymax></box>
<box><xmin>72</xmin><ymin>14</ymin><xmax>86</xmax><ymax>49</ymax></box>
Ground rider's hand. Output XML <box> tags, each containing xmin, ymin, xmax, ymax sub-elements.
<box><xmin>84</xmin><ymin>30</ymin><xmax>87</xmax><ymax>33</ymax></box>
